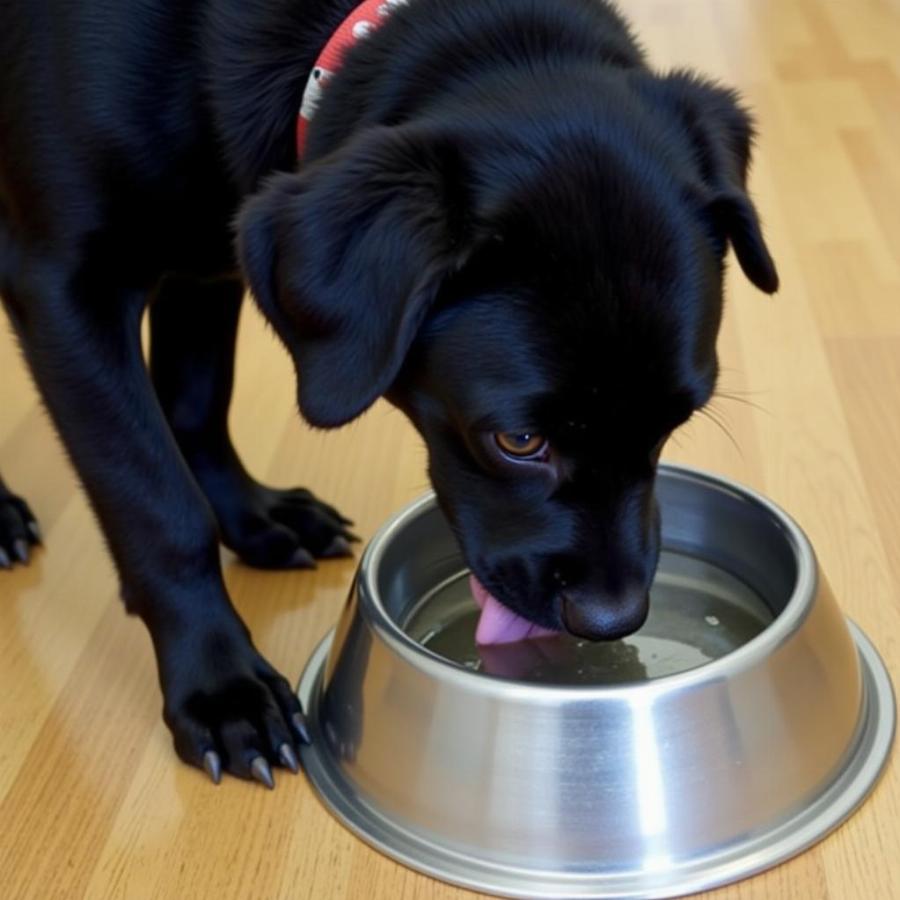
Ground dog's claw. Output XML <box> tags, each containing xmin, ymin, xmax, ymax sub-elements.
<box><xmin>12</xmin><ymin>539</ymin><xmax>29</xmax><ymax>564</ymax></box>
<box><xmin>28</xmin><ymin>520</ymin><xmax>42</xmax><ymax>544</ymax></box>
<box><xmin>0</xmin><ymin>548</ymin><xmax>10</xmax><ymax>569</ymax></box>
<box><xmin>321</xmin><ymin>535</ymin><xmax>352</xmax><ymax>559</ymax></box>
<box><xmin>278</xmin><ymin>742</ymin><xmax>300</xmax><ymax>773</ymax></box>
<box><xmin>251</xmin><ymin>756</ymin><xmax>275</xmax><ymax>789</ymax></box>
<box><xmin>289</xmin><ymin>547</ymin><xmax>317</xmax><ymax>569</ymax></box>
<box><xmin>292</xmin><ymin>712</ymin><xmax>312</xmax><ymax>745</ymax></box>
<box><xmin>203</xmin><ymin>750</ymin><xmax>222</xmax><ymax>785</ymax></box>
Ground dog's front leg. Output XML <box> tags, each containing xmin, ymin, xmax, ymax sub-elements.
<box><xmin>6</xmin><ymin>268</ymin><xmax>308</xmax><ymax>786</ymax></box>
<box><xmin>148</xmin><ymin>275</ymin><xmax>354</xmax><ymax>568</ymax></box>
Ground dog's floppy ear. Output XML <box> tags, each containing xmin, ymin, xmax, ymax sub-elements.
<box><xmin>237</xmin><ymin>126</ymin><xmax>470</xmax><ymax>427</ymax></box>
<box><xmin>647</xmin><ymin>72</ymin><xmax>779</xmax><ymax>294</ymax></box>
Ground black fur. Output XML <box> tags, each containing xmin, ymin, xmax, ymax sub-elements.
<box><xmin>0</xmin><ymin>0</ymin><xmax>777</xmax><ymax>782</ymax></box>
<box><xmin>0</xmin><ymin>474</ymin><xmax>39</xmax><ymax>567</ymax></box>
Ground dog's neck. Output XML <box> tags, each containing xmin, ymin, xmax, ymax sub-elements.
<box><xmin>204</xmin><ymin>0</ymin><xmax>368</xmax><ymax>193</ymax></box>
<box><xmin>205</xmin><ymin>0</ymin><xmax>639</xmax><ymax>195</ymax></box>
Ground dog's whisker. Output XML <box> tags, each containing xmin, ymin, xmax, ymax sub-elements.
<box><xmin>713</xmin><ymin>390</ymin><xmax>772</xmax><ymax>417</ymax></box>
<box><xmin>698</xmin><ymin>406</ymin><xmax>744</xmax><ymax>458</ymax></box>
<box><xmin>703</xmin><ymin>403</ymin><xmax>735</xmax><ymax>433</ymax></box>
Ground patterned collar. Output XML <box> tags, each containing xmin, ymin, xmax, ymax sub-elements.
<box><xmin>296</xmin><ymin>0</ymin><xmax>409</xmax><ymax>159</ymax></box>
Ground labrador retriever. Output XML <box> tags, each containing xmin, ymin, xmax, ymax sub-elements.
<box><xmin>0</xmin><ymin>0</ymin><xmax>777</xmax><ymax>785</ymax></box>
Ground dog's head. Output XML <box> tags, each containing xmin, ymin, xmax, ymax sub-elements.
<box><xmin>238</xmin><ymin>71</ymin><xmax>777</xmax><ymax>641</ymax></box>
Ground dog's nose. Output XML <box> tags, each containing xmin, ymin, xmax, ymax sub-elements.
<box><xmin>560</xmin><ymin>588</ymin><xmax>650</xmax><ymax>641</ymax></box>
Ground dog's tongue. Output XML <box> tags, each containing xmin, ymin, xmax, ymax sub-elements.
<box><xmin>470</xmin><ymin>575</ymin><xmax>558</xmax><ymax>645</ymax></box>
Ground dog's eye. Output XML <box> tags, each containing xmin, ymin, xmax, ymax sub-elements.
<box><xmin>494</xmin><ymin>432</ymin><xmax>548</xmax><ymax>460</ymax></box>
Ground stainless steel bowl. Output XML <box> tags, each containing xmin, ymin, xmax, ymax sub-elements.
<box><xmin>298</xmin><ymin>464</ymin><xmax>895</xmax><ymax>899</ymax></box>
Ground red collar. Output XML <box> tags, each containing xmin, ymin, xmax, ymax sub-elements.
<box><xmin>296</xmin><ymin>0</ymin><xmax>408</xmax><ymax>160</ymax></box>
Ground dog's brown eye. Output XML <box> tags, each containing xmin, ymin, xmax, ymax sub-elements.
<box><xmin>495</xmin><ymin>432</ymin><xmax>548</xmax><ymax>460</ymax></box>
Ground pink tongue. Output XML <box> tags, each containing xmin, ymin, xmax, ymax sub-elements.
<box><xmin>470</xmin><ymin>575</ymin><xmax>558</xmax><ymax>645</ymax></box>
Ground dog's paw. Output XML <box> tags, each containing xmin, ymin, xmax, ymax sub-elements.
<box><xmin>0</xmin><ymin>489</ymin><xmax>41</xmax><ymax>569</ymax></box>
<box><xmin>162</xmin><ymin>637</ymin><xmax>311</xmax><ymax>788</ymax></box>
<box><xmin>218</xmin><ymin>482</ymin><xmax>358</xmax><ymax>570</ymax></box>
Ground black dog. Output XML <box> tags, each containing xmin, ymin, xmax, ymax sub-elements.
<box><xmin>0</xmin><ymin>0</ymin><xmax>777</xmax><ymax>785</ymax></box>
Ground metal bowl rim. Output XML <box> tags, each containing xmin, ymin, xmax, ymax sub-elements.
<box><xmin>355</xmin><ymin>463</ymin><xmax>818</xmax><ymax>700</ymax></box>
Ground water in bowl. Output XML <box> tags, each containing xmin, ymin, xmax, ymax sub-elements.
<box><xmin>403</xmin><ymin>549</ymin><xmax>774</xmax><ymax>684</ymax></box>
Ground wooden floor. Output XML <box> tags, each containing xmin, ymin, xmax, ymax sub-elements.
<box><xmin>2</xmin><ymin>0</ymin><xmax>900</xmax><ymax>896</ymax></box>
